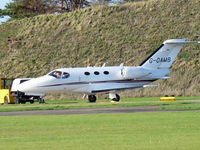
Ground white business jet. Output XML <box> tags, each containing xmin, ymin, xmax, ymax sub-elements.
<box><xmin>16</xmin><ymin>39</ymin><xmax>199</xmax><ymax>103</ymax></box>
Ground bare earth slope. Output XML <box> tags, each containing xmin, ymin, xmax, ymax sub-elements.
<box><xmin>0</xmin><ymin>0</ymin><xmax>200</xmax><ymax>97</ymax></box>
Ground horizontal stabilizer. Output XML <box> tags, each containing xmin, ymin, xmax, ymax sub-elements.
<box><xmin>160</xmin><ymin>76</ymin><xmax>170</xmax><ymax>79</ymax></box>
<box><xmin>153</xmin><ymin>76</ymin><xmax>170</xmax><ymax>79</ymax></box>
<box><xmin>164</xmin><ymin>40</ymin><xmax>200</xmax><ymax>44</ymax></box>
<box><xmin>143</xmin><ymin>85</ymin><xmax>157</xmax><ymax>88</ymax></box>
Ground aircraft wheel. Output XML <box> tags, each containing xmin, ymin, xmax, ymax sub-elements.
<box><xmin>21</xmin><ymin>101</ymin><xmax>26</xmax><ymax>104</ymax></box>
<box><xmin>112</xmin><ymin>94</ymin><xmax>120</xmax><ymax>102</ymax></box>
<box><xmin>30</xmin><ymin>100</ymin><xmax>34</xmax><ymax>104</ymax></box>
<box><xmin>88</xmin><ymin>95</ymin><xmax>97</xmax><ymax>103</ymax></box>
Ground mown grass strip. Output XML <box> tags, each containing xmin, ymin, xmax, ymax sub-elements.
<box><xmin>0</xmin><ymin>111</ymin><xmax>200</xmax><ymax>150</ymax></box>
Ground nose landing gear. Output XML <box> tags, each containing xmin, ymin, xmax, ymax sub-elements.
<box><xmin>112</xmin><ymin>94</ymin><xmax>120</xmax><ymax>102</ymax></box>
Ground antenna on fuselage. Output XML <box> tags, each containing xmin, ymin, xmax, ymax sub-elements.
<box><xmin>102</xmin><ymin>63</ymin><xmax>107</xmax><ymax>67</ymax></box>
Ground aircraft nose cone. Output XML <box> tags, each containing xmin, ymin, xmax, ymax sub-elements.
<box><xmin>17</xmin><ymin>76</ymin><xmax>52</xmax><ymax>93</ymax></box>
<box><xmin>17</xmin><ymin>81</ymin><xmax>35</xmax><ymax>93</ymax></box>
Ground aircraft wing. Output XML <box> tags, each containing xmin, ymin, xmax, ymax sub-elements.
<box><xmin>90</xmin><ymin>83</ymin><xmax>143</xmax><ymax>94</ymax></box>
<box><xmin>91</xmin><ymin>83</ymin><xmax>157</xmax><ymax>93</ymax></box>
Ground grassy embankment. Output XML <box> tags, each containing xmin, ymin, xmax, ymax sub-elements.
<box><xmin>0</xmin><ymin>0</ymin><xmax>200</xmax><ymax>98</ymax></box>
<box><xmin>0</xmin><ymin>111</ymin><xmax>200</xmax><ymax>150</ymax></box>
<box><xmin>0</xmin><ymin>96</ymin><xmax>200</xmax><ymax>112</ymax></box>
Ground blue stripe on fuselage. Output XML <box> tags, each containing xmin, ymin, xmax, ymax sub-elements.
<box><xmin>38</xmin><ymin>79</ymin><xmax>157</xmax><ymax>87</ymax></box>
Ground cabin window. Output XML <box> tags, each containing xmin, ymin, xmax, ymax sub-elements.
<box><xmin>103</xmin><ymin>71</ymin><xmax>109</xmax><ymax>75</ymax></box>
<box><xmin>49</xmin><ymin>71</ymin><xmax>62</xmax><ymax>79</ymax></box>
<box><xmin>62</xmin><ymin>72</ymin><xmax>70</xmax><ymax>79</ymax></box>
<box><xmin>94</xmin><ymin>71</ymin><xmax>100</xmax><ymax>75</ymax></box>
<box><xmin>84</xmin><ymin>72</ymin><xmax>90</xmax><ymax>75</ymax></box>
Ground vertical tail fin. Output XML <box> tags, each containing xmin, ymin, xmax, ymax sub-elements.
<box><xmin>140</xmin><ymin>39</ymin><xmax>199</xmax><ymax>69</ymax></box>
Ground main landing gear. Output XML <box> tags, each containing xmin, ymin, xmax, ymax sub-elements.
<box><xmin>109</xmin><ymin>93</ymin><xmax>120</xmax><ymax>102</ymax></box>
<box><xmin>88</xmin><ymin>95</ymin><xmax>97</xmax><ymax>103</ymax></box>
<box><xmin>87</xmin><ymin>93</ymin><xmax>120</xmax><ymax>103</ymax></box>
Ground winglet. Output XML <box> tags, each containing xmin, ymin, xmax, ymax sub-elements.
<box><xmin>102</xmin><ymin>63</ymin><xmax>106</xmax><ymax>67</ymax></box>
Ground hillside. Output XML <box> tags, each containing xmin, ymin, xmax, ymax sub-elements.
<box><xmin>0</xmin><ymin>0</ymin><xmax>200</xmax><ymax>98</ymax></box>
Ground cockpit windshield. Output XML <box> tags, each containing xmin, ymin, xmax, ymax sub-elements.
<box><xmin>49</xmin><ymin>71</ymin><xmax>62</xmax><ymax>79</ymax></box>
<box><xmin>48</xmin><ymin>71</ymin><xmax>70</xmax><ymax>79</ymax></box>
<box><xmin>62</xmin><ymin>72</ymin><xmax>70</xmax><ymax>79</ymax></box>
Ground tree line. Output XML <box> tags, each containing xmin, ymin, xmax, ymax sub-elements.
<box><xmin>0</xmin><ymin>0</ymin><xmax>142</xmax><ymax>19</ymax></box>
<box><xmin>0</xmin><ymin>0</ymin><xmax>89</xmax><ymax>18</ymax></box>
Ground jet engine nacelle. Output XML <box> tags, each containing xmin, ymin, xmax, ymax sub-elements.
<box><xmin>122</xmin><ymin>67</ymin><xmax>151</xmax><ymax>79</ymax></box>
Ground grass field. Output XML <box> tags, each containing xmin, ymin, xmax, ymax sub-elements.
<box><xmin>0</xmin><ymin>96</ymin><xmax>200</xmax><ymax>112</ymax></box>
<box><xmin>0</xmin><ymin>111</ymin><xmax>200</xmax><ymax>150</ymax></box>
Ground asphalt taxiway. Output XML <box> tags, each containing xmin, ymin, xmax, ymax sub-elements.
<box><xmin>0</xmin><ymin>106</ymin><xmax>199</xmax><ymax>116</ymax></box>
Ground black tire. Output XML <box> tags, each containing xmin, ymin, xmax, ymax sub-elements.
<box><xmin>112</xmin><ymin>94</ymin><xmax>120</xmax><ymax>102</ymax></box>
<box><xmin>30</xmin><ymin>100</ymin><xmax>34</xmax><ymax>104</ymax></box>
<box><xmin>21</xmin><ymin>101</ymin><xmax>26</xmax><ymax>104</ymax></box>
<box><xmin>88</xmin><ymin>95</ymin><xmax>97</xmax><ymax>103</ymax></box>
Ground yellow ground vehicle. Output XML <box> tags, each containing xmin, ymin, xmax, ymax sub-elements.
<box><xmin>160</xmin><ymin>95</ymin><xmax>175</xmax><ymax>101</ymax></box>
<box><xmin>0</xmin><ymin>78</ymin><xmax>15</xmax><ymax>104</ymax></box>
